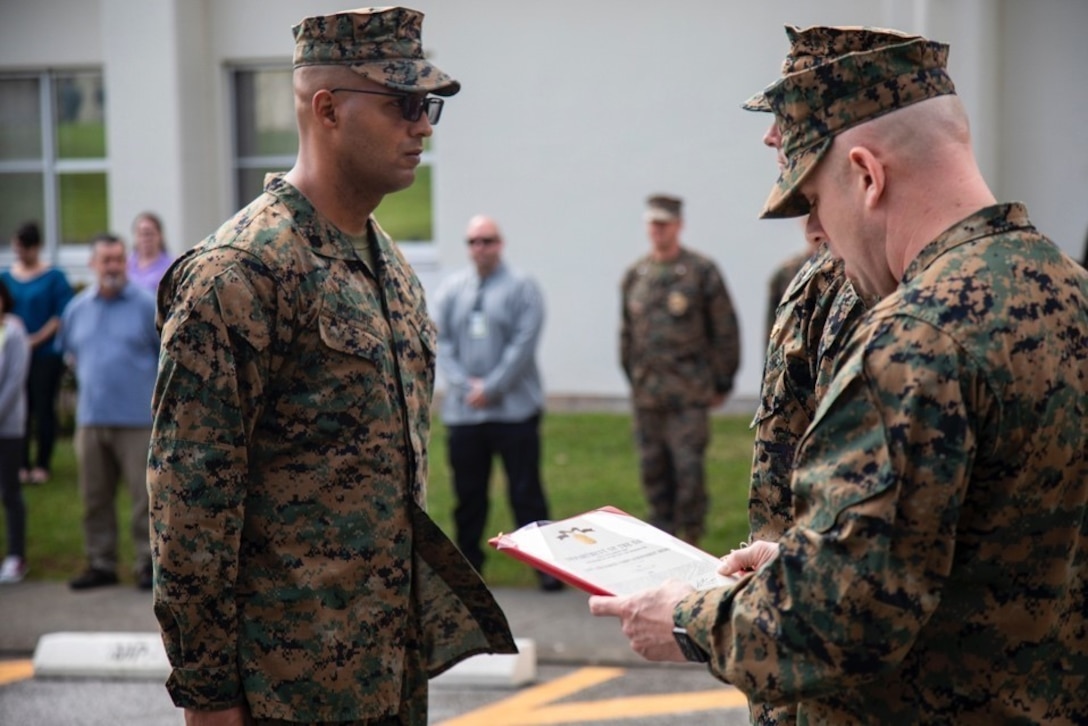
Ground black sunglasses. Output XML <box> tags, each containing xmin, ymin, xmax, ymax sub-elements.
<box><xmin>329</xmin><ymin>88</ymin><xmax>444</xmax><ymax>125</ymax></box>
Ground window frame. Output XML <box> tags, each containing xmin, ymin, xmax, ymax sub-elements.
<box><xmin>228</xmin><ymin>63</ymin><xmax>437</xmax><ymax>244</ymax></box>
<box><xmin>0</xmin><ymin>68</ymin><xmax>109</xmax><ymax>269</ymax></box>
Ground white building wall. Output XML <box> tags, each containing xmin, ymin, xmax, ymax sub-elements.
<box><xmin>99</xmin><ymin>0</ymin><xmax>186</xmax><ymax>261</ymax></box>
<box><xmin>996</xmin><ymin>0</ymin><xmax>1088</xmax><ymax>255</ymax></box>
<box><xmin>2</xmin><ymin>0</ymin><xmax>1086</xmax><ymax>406</ymax></box>
<box><xmin>0</xmin><ymin>0</ymin><xmax>100</xmax><ymax>66</ymax></box>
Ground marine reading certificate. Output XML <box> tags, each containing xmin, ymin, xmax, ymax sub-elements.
<box><xmin>488</xmin><ymin>506</ymin><xmax>737</xmax><ymax>596</ymax></box>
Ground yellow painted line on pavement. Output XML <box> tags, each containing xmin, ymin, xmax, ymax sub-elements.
<box><xmin>437</xmin><ymin>666</ymin><xmax>748</xmax><ymax>725</ymax></box>
<box><xmin>0</xmin><ymin>659</ymin><xmax>34</xmax><ymax>685</ymax></box>
<box><xmin>438</xmin><ymin>667</ymin><xmax>624</xmax><ymax>726</ymax></box>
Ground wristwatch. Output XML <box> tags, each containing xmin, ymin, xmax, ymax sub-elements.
<box><xmin>672</xmin><ymin>626</ymin><xmax>709</xmax><ymax>663</ymax></box>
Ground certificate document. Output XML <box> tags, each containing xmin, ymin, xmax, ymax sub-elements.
<box><xmin>488</xmin><ymin>506</ymin><xmax>737</xmax><ymax>595</ymax></box>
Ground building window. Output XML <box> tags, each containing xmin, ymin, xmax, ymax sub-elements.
<box><xmin>230</xmin><ymin>66</ymin><xmax>436</xmax><ymax>242</ymax></box>
<box><xmin>0</xmin><ymin>71</ymin><xmax>108</xmax><ymax>260</ymax></box>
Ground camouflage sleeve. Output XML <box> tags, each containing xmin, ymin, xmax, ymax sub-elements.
<box><xmin>700</xmin><ymin>262</ymin><xmax>744</xmax><ymax>394</ymax></box>
<box><xmin>703</xmin><ymin>263</ymin><xmax>740</xmax><ymax>395</ymax></box>
<box><xmin>619</xmin><ymin>268</ymin><xmax>635</xmax><ymax>383</ymax></box>
<box><xmin>679</xmin><ymin>315</ymin><xmax>974</xmax><ymax>703</ymax></box>
<box><xmin>149</xmin><ymin>250</ymin><xmax>284</xmax><ymax>710</ymax></box>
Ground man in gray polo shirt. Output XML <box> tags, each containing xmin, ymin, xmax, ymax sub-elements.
<box><xmin>433</xmin><ymin>214</ymin><xmax>561</xmax><ymax>591</ymax></box>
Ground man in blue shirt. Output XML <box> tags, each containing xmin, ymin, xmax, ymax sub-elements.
<box><xmin>433</xmin><ymin>214</ymin><xmax>561</xmax><ymax>591</ymax></box>
<box><xmin>58</xmin><ymin>233</ymin><xmax>159</xmax><ymax>590</ymax></box>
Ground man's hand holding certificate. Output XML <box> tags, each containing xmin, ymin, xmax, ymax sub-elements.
<box><xmin>491</xmin><ymin>506</ymin><xmax>779</xmax><ymax>665</ymax></box>
<box><xmin>488</xmin><ymin>506</ymin><xmax>738</xmax><ymax>596</ymax></box>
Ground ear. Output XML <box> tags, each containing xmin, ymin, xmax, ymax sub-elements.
<box><xmin>847</xmin><ymin>146</ymin><xmax>885</xmax><ymax>209</ymax></box>
<box><xmin>312</xmin><ymin>89</ymin><xmax>338</xmax><ymax>127</ymax></box>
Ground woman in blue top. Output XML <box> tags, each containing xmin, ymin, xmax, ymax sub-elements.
<box><xmin>1</xmin><ymin>222</ymin><xmax>73</xmax><ymax>485</ymax></box>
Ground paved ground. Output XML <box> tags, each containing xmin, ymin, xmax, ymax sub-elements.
<box><xmin>0</xmin><ymin>580</ymin><xmax>753</xmax><ymax>725</ymax></box>
<box><xmin>0</xmin><ymin>580</ymin><xmax>640</xmax><ymax>665</ymax></box>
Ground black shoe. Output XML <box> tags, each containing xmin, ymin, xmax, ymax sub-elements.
<box><xmin>539</xmin><ymin>574</ymin><xmax>565</xmax><ymax>592</ymax></box>
<box><xmin>69</xmin><ymin>568</ymin><xmax>119</xmax><ymax>590</ymax></box>
<box><xmin>136</xmin><ymin>565</ymin><xmax>153</xmax><ymax>591</ymax></box>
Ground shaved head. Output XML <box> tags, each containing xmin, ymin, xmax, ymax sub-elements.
<box><xmin>836</xmin><ymin>95</ymin><xmax>971</xmax><ymax>170</ymax></box>
<box><xmin>465</xmin><ymin>215</ymin><xmax>505</xmax><ymax>277</ymax></box>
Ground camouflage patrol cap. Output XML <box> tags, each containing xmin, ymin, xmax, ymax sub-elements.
<box><xmin>292</xmin><ymin>6</ymin><xmax>460</xmax><ymax>96</ymax></box>
<box><xmin>742</xmin><ymin>25</ymin><xmax>922</xmax><ymax>112</ymax></box>
<box><xmin>760</xmin><ymin>37</ymin><xmax>956</xmax><ymax>218</ymax></box>
<box><xmin>644</xmin><ymin>194</ymin><xmax>683</xmax><ymax>222</ymax></box>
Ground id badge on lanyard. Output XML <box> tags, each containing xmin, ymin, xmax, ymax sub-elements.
<box><xmin>469</xmin><ymin>310</ymin><xmax>488</xmax><ymax>338</ymax></box>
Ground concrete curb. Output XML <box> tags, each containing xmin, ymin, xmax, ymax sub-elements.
<box><xmin>0</xmin><ymin>581</ymin><xmax>642</xmax><ymax>668</ymax></box>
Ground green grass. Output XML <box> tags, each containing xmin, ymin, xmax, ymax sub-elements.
<box><xmin>5</xmin><ymin>435</ymin><xmax>141</xmax><ymax>584</ymax></box>
<box><xmin>5</xmin><ymin>413</ymin><xmax>755</xmax><ymax>588</ymax></box>
<box><xmin>373</xmin><ymin>165</ymin><xmax>433</xmax><ymax>241</ymax></box>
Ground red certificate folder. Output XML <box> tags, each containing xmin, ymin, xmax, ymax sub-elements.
<box><xmin>488</xmin><ymin>506</ymin><xmax>736</xmax><ymax>596</ymax></box>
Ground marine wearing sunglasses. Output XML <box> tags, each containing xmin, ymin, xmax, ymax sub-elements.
<box><xmin>330</xmin><ymin>88</ymin><xmax>444</xmax><ymax>125</ymax></box>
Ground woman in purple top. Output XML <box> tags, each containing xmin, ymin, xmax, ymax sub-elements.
<box><xmin>127</xmin><ymin>212</ymin><xmax>174</xmax><ymax>296</ymax></box>
<box><xmin>0</xmin><ymin>222</ymin><xmax>73</xmax><ymax>485</ymax></box>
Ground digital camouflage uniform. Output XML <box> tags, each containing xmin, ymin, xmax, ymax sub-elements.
<box><xmin>743</xmin><ymin>27</ymin><xmax>918</xmax><ymax>724</ymax></box>
<box><xmin>745</xmin><ymin>25</ymin><xmax>917</xmax><ymax>551</ymax></box>
<box><xmin>749</xmin><ymin>247</ymin><xmax>866</xmax><ymax>543</ymax></box>
<box><xmin>149</xmin><ymin>175</ymin><xmax>515</xmax><ymax>724</ymax></box>
<box><xmin>763</xmin><ymin>250</ymin><xmax>809</xmax><ymax>343</ymax></box>
<box><xmin>620</xmin><ymin>247</ymin><xmax>740</xmax><ymax>541</ymax></box>
<box><xmin>675</xmin><ymin>35</ymin><xmax>1088</xmax><ymax>724</ymax></box>
<box><xmin>680</xmin><ymin>203</ymin><xmax>1088</xmax><ymax>724</ymax></box>
<box><xmin>749</xmin><ymin>248</ymin><xmax>866</xmax><ymax>726</ymax></box>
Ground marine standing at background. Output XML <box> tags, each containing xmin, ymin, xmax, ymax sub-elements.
<box><xmin>1</xmin><ymin>221</ymin><xmax>73</xmax><ymax>486</ymax></box>
<box><xmin>592</xmin><ymin>31</ymin><xmax>1088</xmax><ymax>724</ymax></box>
<box><xmin>620</xmin><ymin>194</ymin><xmax>740</xmax><ymax>546</ymax></box>
<box><xmin>57</xmin><ymin>234</ymin><xmax>159</xmax><ymax>592</ymax></box>
<box><xmin>148</xmin><ymin>8</ymin><xmax>514</xmax><ymax>725</ymax></box>
<box><xmin>0</xmin><ymin>279</ymin><xmax>31</xmax><ymax>584</ymax></box>
<box><xmin>127</xmin><ymin>212</ymin><xmax>174</xmax><ymax>296</ymax></box>
<box><xmin>433</xmin><ymin>214</ymin><xmax>561</xmax><ymax>592</ymax></box>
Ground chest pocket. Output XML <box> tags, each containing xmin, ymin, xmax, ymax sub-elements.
<box><xmin>319</xmin><ymin>309</ymin><xmax>387</xmax><ymax>361</ymax></box>
<box><xmin>405</xmin><ymin>310</ymin><xmax>436</xmax><ymax>366</ymax></box>
<box><xmin>316</xmin><ymin>297</ymin><xmax>392</xmax><ymax>399</ymax></box>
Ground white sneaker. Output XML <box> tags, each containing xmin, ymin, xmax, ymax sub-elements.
<box><xmin>0</xmin><ymin>555</ymin><xmax>27</xmax><ymax>584</ymax></box>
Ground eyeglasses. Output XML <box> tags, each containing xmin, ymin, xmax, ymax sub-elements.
<box><xmin>329</xmin><ymin>88</ymin><xmax>444</xmax><ymax>125</ymax></box>
<box><xmin>466</xmin><ymin>236</ymin><xmax>499</xmax><ymax>247</ymax></box>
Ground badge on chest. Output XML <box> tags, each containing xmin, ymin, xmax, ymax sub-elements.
<box><xmin>667</xmin><ymin>291</ymin><xmax>689</xmax><ymax>316</ymax></box>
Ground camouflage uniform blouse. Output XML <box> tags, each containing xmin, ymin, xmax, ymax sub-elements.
<box><xmin>764</xmin><ymin>250</ymin><xmax>811</xmax><ymax>343</ymax></box>
<box><xmin>149</xmin><ymin>175</ymin><xmax>514</xmax><ymax>723</ymax></box>
<box><xmin>748</xmin><ymin>246</ymin><xmax>867</xmax><ymax>541</ymax></box>
<box><xmin>620</xmin><ymin>248</ymin><xmax>740</xmax><ymax>409</ymax></box>
<box><xmin>678</xmin><ymin>204</ymin><xmax>1088</xmax><ymax>723</ymax></box>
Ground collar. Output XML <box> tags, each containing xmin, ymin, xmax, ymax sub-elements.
<box><xmin>475</xmin><ymin>260</ymin><xmax>507</xmax><ymax>284</ymax></box>
<box><xmin>902</xmin><ymin>203</ymin><xmax>1033</xmax><ymax>284</ymax></box>
<box><xmin>92</xmin><ymin>280</ymin><xmax>137</xmax><ymax>301</ymax></box>
<box><xmin>263</xmin><ymin>173</ymin><xmax>394</xmax><ymax>263</ymax></box>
